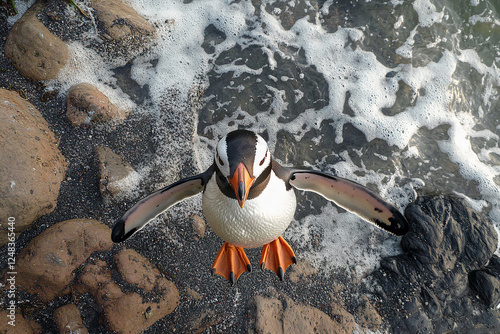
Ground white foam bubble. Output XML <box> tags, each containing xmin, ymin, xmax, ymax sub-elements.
<box><xmin>412</xmin><ymin>0</ymin><xmax>444</xmax><ymax>27</ymax></box>
<box><xmin>112</xmin><ymin>170</ymin><xmax>142</xmax><ymax>202</ymax></box>
<box><xmin>128</xmin><ymin>0</ymin><xmax>255</xmax><ymax>104</ymax></box>
<box><xmin>285</xmin><ymin>203</ymin><xmax>402</xmax><ymax>277</ymax></box>
<box><xmin>46</xmin><ymin>42</ymin><xmax>135</xmax><ymax>112</ymax></box>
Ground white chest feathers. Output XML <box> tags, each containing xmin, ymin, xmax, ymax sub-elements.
<box><xmin>202</xmin><ymin>172</ymin><xmax>296</xmax><ymax>248</ymax></box>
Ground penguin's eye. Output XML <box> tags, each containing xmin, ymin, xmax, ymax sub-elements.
<box><xmin>259</xmin><ymin>150</ymin><xmax>268</xmax><ymax>166</ymax></box>
<box><xmin>217</xmin><ymin>153</ymin><xmax>224</xmax><ymax>166</ymax></box>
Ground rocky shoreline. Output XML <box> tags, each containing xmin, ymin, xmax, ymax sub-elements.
<box><xmin>1</xmin><ymin>1</ymin><xmax>500</xmax><ymax>333</ymax></box>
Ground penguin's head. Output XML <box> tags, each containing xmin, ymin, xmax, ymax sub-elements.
<box><xmin>215</xmin><ymin>130</ymin><xmax>271</xmax><ymax>208</ymax></box>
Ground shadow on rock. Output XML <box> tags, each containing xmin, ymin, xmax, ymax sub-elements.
<box><xmin>372</xmin><ymin>195</ymin><xmax>500</xmax><ymax>333</ymax></box>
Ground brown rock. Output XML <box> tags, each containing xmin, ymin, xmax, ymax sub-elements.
<box><xmin>14</xmin><ymin>219</ymin><xmax>113</xmax><ymax>301</ymax></box>
<box><xmin>356</xmin><ymin>296</ymin><xmax>382</xmax><ymax>331</ymax></box>
<box><xmin>90</xmin><ymin>0</ymin><xmax>155</xmax><ymax>60</ymax></box>
<box><xmin>288</xmin><ymin>258</ymin><xmax>318</xmax><ymax>284</ymax></box>
<box><xmin>253</xmin><ymin>295</ymin><xmax>283</xmax><ymax>333</ymax></box>
<box><xmin>0</xmin><ymin>89</ymin><xmax>67</xmax><ymax>247</ymax></box>
<box><xmin>53</xmin><ymin>304</ymin><xmax>89</xmax><ymax>334</ymax></box>
<box><xmin>0</xmin><ymin>310</ymin><xmax>41</xmax><ymax>333</ymax></box>
<box><xmin>251</xmin><ymin>294</ymin><xmax>358</xmax><ymax>334</ymax></box>
<box><xmin>95</xmin><ymin>146</ymin><xmax>138</xmax><ymax>203</ymax></box>
<box><xmin>66</xmin><ymin>83</ymin><xmax>129</xmax><ymax>128</ymax></box>
<box><xmin>186</xmin><ymin>287</ymin><xmax>202</xmax><ymax>301</ymax></box>
<box><xmin>329</xmin><ymin>300</ymin><xmax>358</xmax><ymax>334</ymax></box>
<box><xmin>80</xmin><ymin>253</ymin><xmax>179</xmax><ymax>334</ymax></box>
<box><xmin>4</xmin><ymin>2</ymin><xmax>68</xmax><ymax>81</ymax></box>
<box><xmin>78</xmin><ymin>260</ymin><xmax>123</xmax><ymax>306</ymax></box>
<box><xmin>114</xmin><ymin>248</ymin><xmax>160</xmax><ymax>292</ymax></box>
<box><xmin>192</xmin><ymin>214</ymin><xmax>206</xmax><ymax>240</ymax></box>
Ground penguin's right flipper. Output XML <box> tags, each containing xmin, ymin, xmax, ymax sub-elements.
<box><xmin>111</xmin><ymin>165</ymin><xmax>215</xmax><ymax>243</ymax></box>
<box><xmin>286</xmin><ymin>169</ymin><xmax>408</xmax><ymax>236</ymax></box>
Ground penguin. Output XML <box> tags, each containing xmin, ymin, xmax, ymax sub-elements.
<box><xmin>111</xmin><ymin>129</ymin><xmax>408</xmax><ymax>284</ymax></box>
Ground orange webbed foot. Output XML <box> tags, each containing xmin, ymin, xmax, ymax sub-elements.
<box><xmin>211</xmin><ymin>242</ymin><xmax>251</xmax><ymax>285</ymax></box>
<box><xmin>260</xmin><ymin>236</ymin><xmax>296</xmax><ymax>280</ymax></box>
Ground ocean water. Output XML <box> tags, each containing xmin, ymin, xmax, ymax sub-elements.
<box><xmin>40</xmin><ymin>0</ymin><xmax>499</xmax><ymax>276</ymax></box>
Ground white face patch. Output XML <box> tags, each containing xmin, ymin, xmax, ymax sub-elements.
<box><xmin>252</xmin><ymin>134</ymin><xmax>270</xmax><ymax>179</ymax></box>
<box><xmin>215</xmin><ymin>135</ymin><xmax>230</xmax><ymax>177</ymax></box>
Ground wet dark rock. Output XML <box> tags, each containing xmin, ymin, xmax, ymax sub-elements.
<box><xmin>53</xmin><ymin>304</ymin><xmax>89</xmax><ymax>334</ymax></box>
<box><xmin>12</xmin><ymin>219</ymin><xmax>113</xmax><ymax>301</ymax></box>
<box><xmin>201</xmin><ymin>24</ymin><xmax>226</xmax><ymax>54</ymax></box>
<box><xmin>0</xmin><ymin>88</ymin><xmax>67</xmax><ymax>247</ymax></box>
<box><xmin>4</xmin><ymin>1</ymin><xmax>68</xmax><ymax>81</ymax></box>
<box><xmin>469</xmin><ymin>255</ymin><xmax>500</xmax><ymax>308</ymax></box>
<box><xmin>401</xmin><ymin>297</ymin><xmax>433</xmax><ymax>333</ymax></box>
<box><xmin>401</xmin><ymin>195</ymin><xmax>496</xmax><ymax>273</ymax></box>
<box><xmin>420</xmin><ymin>285</ymin><xmax>442</xmax><ymax>318</ymax></box>
<box><xmin>66</xmin><ymin>83</ymin><xmax>129</xmax><ymax>128</ymax></box>
<box><xmin>264</xmin><ymin>0</ymin><xmax>319</xmax><ymax>30</ymax></box>
<box><xmin>372</xmin><ymin>195</ymin><xmax>500</xmax><ymax>333</ymax></box>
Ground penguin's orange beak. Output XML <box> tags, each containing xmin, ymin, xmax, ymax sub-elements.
<box><xmin>229</xmin><ymin>162</ymin><xmax>255</xmax><ymax>208</ymax></box>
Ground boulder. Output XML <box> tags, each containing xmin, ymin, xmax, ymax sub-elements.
<box><xmin>13</xmin><ymin>219</ymin><xmax>113</xmax><ymax>301</ymax></box>
<box><xmin>373</xmin><ymin>196</ymin><xmax>500</xmax><ymax>333</ymax></box>
<box><xmin>0</xmin><ymin>310</ymin><xmax>41</xmax><ymax>333</ymax></box>
<box><xmin>66</xmin><ymin>83</ymin><xmax>129</xmax><ymax>128</ymax></box>
<box><xmin>356</xmin><ymin>296</ymin><xmax>382</xmax><ymax>331</ymax></box>
<box><xmin>0</xmin><ymin>88</ymin><xmax>67</xmax><ymax>247</ymax></box>
<box><xmin>5</xmin><ymin>1</ymin><xmax>68</xmax><ymax>81</ymax></box>
<box><xmin>79</xmin><ymin>250</ymin><xmax>179</xmax><ymax>334</ymax></box>
<box><xmin>53</xmin><ymin>304</ymin><xmax>89</xmax><ymax>334</ymax></box>
<box><xmin>469</xmin><ymin>255</ymin><xmax>500</xmax><ymax>308</ymax></box>
<box><xmin>253</xmin><ymin>295</ymin><xmax>283</xmax><ymax>333</ymax></box>
<box><xmin>251</xmin><ymin>294</ymin><xmax>357</xmax><ymax>334</ymax></box>
<box><xmin>95</xmin><ymin>146</ymin><xmax>139</xmax><ymax>203</ymax></box>
<box><xmin>114</xmin><ymin>248</ymin><xmax>161</xmax><ymax>292</ymax></box>
<box><xmin>401</xmin><ymin>195</ymin><xmax>497</xmax><ymax>274</ymax></box>
<box><xmin>89</xmin><ymin>0</ymin><xmax>155</xmax><ymax>60</ymax></box>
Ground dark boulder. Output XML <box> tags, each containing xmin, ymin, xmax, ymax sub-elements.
<box><xmin>401</xmin><ymin>195</ymin><xmax>496</xmax><ymax>273</ymax></box>
<box><xmin>469</xmin><ymin>255</ymin><xmax>500</xmax><ymax>308</ymax></box>
<box><xmin>372</xmin><ymin>195</ymin><xmax>500</xmax><ymax>333</ymax></box>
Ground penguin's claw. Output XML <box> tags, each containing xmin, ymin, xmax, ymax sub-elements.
<box><xmin>260</xmin><ymin>236</ymin><xmax>296</xmax><ymax>281</ymax></box>
<box><xmin>211</xmin><ymin>242</ymin><xmax>251</xmax><ymax>285</ymax></box>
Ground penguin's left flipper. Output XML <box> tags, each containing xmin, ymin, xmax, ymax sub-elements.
<box><xmin>111</xmin><ymin>165</ymin><xmax>215</xmax><ymax>243</ymax></box>
<box><xmin>287</xmin><ymin>170</ymin><xmax>409</xmax><ymax>236</ymax></box>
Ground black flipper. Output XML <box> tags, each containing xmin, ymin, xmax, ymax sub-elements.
<box><xmin>276</xmin><ymin>164</ymin><xmax>408</xmax><ymax>236</ymax></box>
<box><xmin>111</xmin><ymin>165</ymin><xmax>215</xmax><ymax>242</ymax></box>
